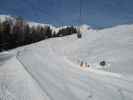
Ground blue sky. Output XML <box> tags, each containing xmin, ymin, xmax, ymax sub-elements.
<box><xmin>0</xmin><ymin>0</ymin><xmax>133</xmax><ymax>28</ymax></box>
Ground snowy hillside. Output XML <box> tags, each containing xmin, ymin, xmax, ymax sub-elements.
<box><xmin>0</xmin><ymin>24</ymin><xmax>133</xmax><ymax>100</ymax></box>
<box><xmin>0</xmin><ymin>15</ymin><xmax>55</xmax><ymax>31</ymax></box>
<box><xmin>0</xmin><ymin>15</ymin><xmax>90</xmax><ymax>34</ymax></box>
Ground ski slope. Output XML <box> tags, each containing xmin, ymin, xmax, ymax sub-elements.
<box><xmin>0</xmin><ymin>24</ymin><xmax>133</xmax><ymax>100</ymax></box>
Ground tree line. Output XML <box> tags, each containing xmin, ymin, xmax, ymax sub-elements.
<box><xmin>0</xmin><ymin>16</ymin><xmax>77</xmax><ymax>51</ymax></box>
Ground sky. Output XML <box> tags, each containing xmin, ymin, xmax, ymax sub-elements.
<box><xmin>0</xmin><ymin>0</ymin><xmax>133</xmax><ymax>28</ymax></box>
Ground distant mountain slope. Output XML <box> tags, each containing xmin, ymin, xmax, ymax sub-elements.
<box><xmin>0</xmin><ymin>14</ymin><xmax>92</xmax><ymax>34</ymax></box>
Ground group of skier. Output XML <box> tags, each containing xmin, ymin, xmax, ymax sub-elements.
<box><xmin>80</xmin><ymin>60</ymin><xmax>106</xmax><ymax>68</ymax></box>
<box><xmin>80</xmin><ymin>61</ymin><xmax>90</xmax><ymax>68</ymax></box>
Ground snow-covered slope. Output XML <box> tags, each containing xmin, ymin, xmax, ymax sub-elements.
<box><xmin>77</xmin><ymin>25</ymin><xmax>133</xmax><ymax>75</ymax></box>
<box><xmin>0</xmin><ymin>24</ymin><xmax>133</xmax><ymax>100</ymax></box>
<box><xmin>0</xmin><ymin>54</ymin><xmax>50</xmax><ymax>100</ymax></box>
<box><xmin>79</xmin><ymin>24</ymin><xmax>92</xmax><ymax>33</ymax></box>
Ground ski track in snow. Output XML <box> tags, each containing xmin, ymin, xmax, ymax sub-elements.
<box><xmin>1</xmin><ymin>24</ymin><xmax>133</xmax><ymax>100</ymax></box>
<box><xmin>15</xmin><ymin>41</ymin><xmax>133</xmax><ymax>100</ymax></box>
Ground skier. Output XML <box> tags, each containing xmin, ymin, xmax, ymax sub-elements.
<box><xmin>85</xmin><ymin>62</ymin><xmax>88</xmax><ymax>67</ymax></box>
<box><xmin>85</xmin><ymin>62</ymin><xmax>90</xmax><ymax>68</ymax></box>
<box><xmin>80</xmin><ymin>61</ymin><xmax>84</xmax><ymax>67</ymax></box>
<box><xmin>99</xmin><ymin>61</ymin><xmax>106</xmax><ymax>66</ymax></box>
<box><xmin>80</xmin><ymin>61</ymin><xmax>90</xmax><ymax>68</ymax></box>
<box><xmin>87</xmin><ymin>64</ymin><xmax>90</xmax><ymax>68</ymax></box>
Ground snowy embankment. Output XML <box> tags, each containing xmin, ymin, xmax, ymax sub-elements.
<box><xmin>0</xmin><ymin>24</ymin><xmax>133</xmax><ymax>100</ymax></box>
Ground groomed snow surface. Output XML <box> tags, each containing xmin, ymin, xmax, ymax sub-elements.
<box><xmin>0</xmin><ymin>24</ymin><xmax>133</xmax><ymax>100</ymax></box>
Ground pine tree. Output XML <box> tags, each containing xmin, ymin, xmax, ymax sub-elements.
<box><xmin>77</xmin><ymin>28</ymin><xmax>82</xmax><ymax>38</ymax></box>
<box><xmin>12</xmin><ymin>16</ymin><xmax>25</xmax><ymax>46</ymax></box>
<box><xmin>0</xmin><ymin>19</ymin><xmax>3</xmax><ymax>51</ymax></box>
<box><xmin>1</xmin><ymin>19</ymin><xmax>12</xmax><ymax>49</ymax></box>
<box><xmin>44</xmin><ymin>26</ymin><xmax>52</xmax><ymax>38</ymax></box>
<box><xmin>57</xmin><ymin>26</ymin><xmax>77</xmax><ymax>37</ymax></box>
<box><xmin>23</xmin><ymin>24</ymin><xmax>30</xmax><ymax>44</ymax></box>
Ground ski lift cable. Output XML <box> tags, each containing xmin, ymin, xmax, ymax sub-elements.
<box><xmin>77</xmin><ymin>0</ymin><xmax>82</xmax><ymax>38</ymax></box>
<box><xmin>79</xmin><ymin>0</ymin><xmax>82</xmax><ymax>26</ymax></box>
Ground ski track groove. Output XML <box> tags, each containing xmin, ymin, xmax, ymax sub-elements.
<box><xmin>47</xmin><ymin>42</ymin><xmax>133</xmax><ymax>100</ymax></box>
<box><xmin>15</xmin><ymin>42</ymin><xmax>133</xmax><ymax>100</ymax></box>
<box><xmin>17</xmin><ymin>49</ymin><xmax>80</xmax><ymax>100</ymax></box>
<box><xmin>16</xmin><ymin>52</ymin><xmax>53</xmax><ymax>100</ymax></box>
